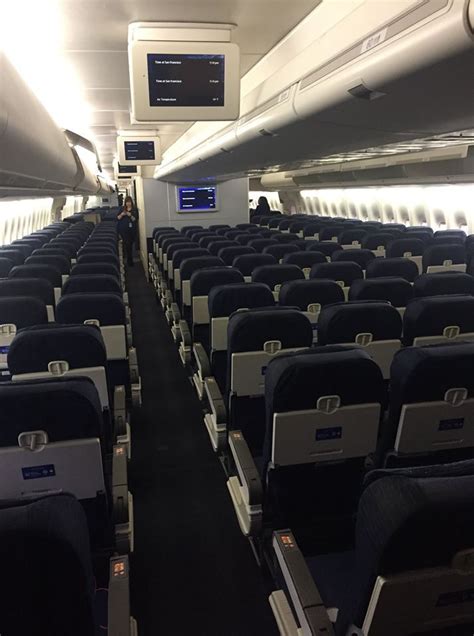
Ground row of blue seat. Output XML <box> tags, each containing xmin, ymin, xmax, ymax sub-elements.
<box><xmin>150</xmin><ymin>220</ymin><xmax>474</xmax><ymax>635</ymax></box>
<box><xmin>0</xmin><ymin>214</ymin><xmax>137</xmax><ymax>634</ymax></box>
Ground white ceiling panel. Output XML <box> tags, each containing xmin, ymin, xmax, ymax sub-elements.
<box><xmin>3</xmin><ymin>0</ymin><xmax>322</xmax><ymax>177</ymax></box>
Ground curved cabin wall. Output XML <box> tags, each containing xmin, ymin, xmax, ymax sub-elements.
<box><xmin>296</xmin><ymin>183</ymin><xmax>474</xmax><ymax>232</ymax></box>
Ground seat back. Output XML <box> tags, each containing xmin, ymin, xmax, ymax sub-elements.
<box><xmin>252</xmin><ymin>264</ymin><xmax>305</xmax><ymax>299</ymax></box>
<box><xmin>232</xmin><ymin>253</ymin><xmax>277</xmax><ymax>280</ymax></box>
<box><xmin>414</xmin><ymin>271</ymin><xmax>474</xmax><ymax>298</ymax></box>
<box><xmin>318</xmin><ymin>301</ymin><xmax>403</xmax><ymax>378</ymax></box>
<box><xmin>62</xmin><ymin>274</ymin><xmax>121</xmax><ymax>296</ymax></box>
<box><xmin>263</xmin><ymin>347</ymin><xmax>384</xmax><ymax>515</ymax></box>
<box><xmin>366</xmin><ymin>257</ymin><xmax>419</xmax><ymax>282</ymax></box>
<box><xmin>56</xmin><ymin>293</ymin><xmax>127</xmax><ymax>361</ymax></box>
<box><xmin>338</xmin><ymin>462</ymin><xmax>474</xmax><ymax>635</ymax></box>
<box><xmin>310</xmin><ymin>261</ymin><xmax>363</xmax><ymax>298</ymax></box>
<box><xmin>349</xmin><ymin>277</ymin><xmax>414</xmax><ymax>312</ymax></box>
<box><xmin>0</xmin><ymin>377</ymin><xmax>105</xmax><ymax>502</ymax></box>
<box><xmin>422</xmin><ymin>244</ymin><xmax>466</xmax><ymax>274</ymax></box>
<box><xmin>227</xmin><ymin>309</ymin><xmax>313</xmax><ymax>453</ymax></box>
<box><xmin>402</xmin><ymin>295</ymin><xmax>474</xmax><ymax>346</ymax></box>
<box><xmin>0</xmin><ymin>492</ymin><xmax>97</xmax><ymax>636</ymax></box>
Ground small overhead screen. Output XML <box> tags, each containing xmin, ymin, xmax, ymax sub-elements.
<box><xmin>177</xmin><ymin>185</ymin><xmax>218</xmax><ymax>213</ymax></box>
<box><xmin>118</xmin><ymin>163</ymin><xmax>138</xmax><ymax>174</ymax></box>
<box><xmin>117</xmin><ymin>136</ymin><xmax>161</xmax><ymax>166</ymax></box>
<box><xmin>129</xmin><ymin>40</ymin><xmax>240</xmax><ymax>121</ymax></box>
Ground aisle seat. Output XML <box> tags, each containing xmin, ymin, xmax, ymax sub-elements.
<box><xmin>0</xmin><ymin>377</ymin><xmax>132</xmax><ymax>553</ymax></box>
<box><xmin>228</xmin><ymin>345</ymin><xmax>384</xmax><ymax>536</ymax></box>
<box><xmin>271</xmin><ymin>461</ymin><xmax>474</xmax><ymax>636</ymax></box>
<box><xmin>195</xmin><ymin>282</ymin><xmax>276</xmax><ymax>427</ymax></box>
<box><xmin>0</xmin><ymin>493</ymin><xmax>136</xmax><ymax>636</ymax></box>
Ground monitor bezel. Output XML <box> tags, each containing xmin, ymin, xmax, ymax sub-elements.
<box><xmin>176</xmin><ymin>184</ymin><xmax>219</xmax><ymax>213</ymax></box>
<box><xmin>129</xmin><ymin>40</ymin><xmax>240</xmax><ymax>122</ymax></box>
<box><xmin>117</xmin><ymin>136</ymin><xmax>161</xmax><ymax>166</ymax></box>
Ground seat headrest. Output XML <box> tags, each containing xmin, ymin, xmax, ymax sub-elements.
<box><xmin>228</xmin><ymin>308</ymin><xmax>313</xmax><ymax>353</ymax></box>
<box><xmin>349</xmin><ymin>277</ymin><xmax>414</xmax><ymax>307</ymax></box>
<box><xmin>402</xmin><ymin>294</ymin><xmax>474</xmax><ymax>345</ymax></box>
<box><xmin>190</xmin><ymin>267</ymin><xmax>244</xmax><ymax>297</ymax></box>
<box><xmin>179</xmin><ymin>256</ymin><xmax>224</xmax><ymax>279</ymax></box>
<box><xmin>251</xmin><ymin>264</ymin><xmax>305</xmax><ymax>288</ymax></box>
<box><xmin>0</xmin><ymin>296</ymin><xmax>48</xmax><ymax>328</ymax></box>
<box><xmin>0</xmin><ymin>277</ymin><xmax>54</xmax><ymax>305</ymax></box>
<box><xmin>10</xmin><ymin>265</ymin><xmax>62</xmax><ymax>288</ymax></box>
<box><xmin>389</xmin><ymin>342</ymin><xmax>474</xmax><ymax>424</ymax></box>
<box><xmin>414</xmin><ymin>272</ymin><xmax>474</xmax><ymax>297</ymax></box>
<box><xmin>318</xmin><ymin>301</ymin><xmax>402</xmax><ymax>344</ymax></box>
<box><xmin>56</xmin><ymin>293</ymin><xmax>126</xmax><ymax>326</ymax></box>
<box><xmin>171</xmin><ymin>248</ymin><xmax>209</xmax><ymax>269</ymax></box>
<box><xmin>279</xmin><ymin>278</ymin><xmax>344</xmax><ymax>310</ymax></box>
<box><xmin>232</xmin><ymin>253</ymin><xmax>276</xmax><ymax>275</ymax></box>
<box><xmin>62</xmin><ymin>274</ymin><xmax>121</xmax><ymax>296</ymax></box>
<box><xmin>218</xmin><ymin>246</ymin><xmax>256</xmax><ymax>266</ymax></box>
<box><xmin>265</xmin><ymin>346</ymin><xmax>384</xmax><ymax>415</ymax></box>
<box><xmin>282</xmin><ymin>250</ymin><xmax>326</xmax><ymax>268</ymax></box>
<box><xmin>422</xmin><ymin>244</ymin><xmax>466</xmax><ymax>269</ymax></box>
<box><xmin>0</xmin><ymin>377</ymin><xmax>103</xmax><ymax>446</ymax></box>
<box><xmin>361</xmin><ymin>232</ymin><xmax>396</xmax><ymax>250</ymax></box>
<box><xmin>208</xmin><ymin>283</ymin><xmax>275</xmax><ymax>318</ymax></box>
<box><xmin>263</xmin><ymin>244</ymin><xmax>299</xmax><ymax>259</ymax></box>
<box><xmin>331</xmin><ymin>249</ymin><xmax>375</xmax><ymax>268</ymax></box>
<box><xmin>8</xmin><ymin>323</ymin><xmax>106</xmax><ymax>375</ymax></box>
<box><xmin>366</xmin><ymin>257</ymin><xmax>419</xmax><ymax>282</ymax></box>
<box><xmin>70</xmin><ymin>263</ymin><xmax>119</xmax><ymax>278</ymax></box>
<box><xmin>310</xmin><ymin>261</ymin><xmax>363</xmax><ymax>285</ymax></box>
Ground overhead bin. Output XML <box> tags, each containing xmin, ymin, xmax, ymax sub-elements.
<box><xmin>0</xmin><ymin>54</ymin><xmax>101</xmax><ymax>197</ymax></box>
<box><xmin>274</xmin><ymin>144</ymin><xmax>474</xmax><ymax>188</ymax></box>
<box><xmin>156</xmin><ymin>0</ymin><xmax>474</xmax><ymax>183</ymax></box>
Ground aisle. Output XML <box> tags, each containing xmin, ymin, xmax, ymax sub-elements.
<box><xmin>127</xmin><ymin>260</ymin><xmax>277</xmax><ymax>636</ymax></box>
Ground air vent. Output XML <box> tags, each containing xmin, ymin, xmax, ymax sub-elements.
<box><xmin>349</xmin><ymin>83</ymin><xmax>386</xmax><ymax>101</ymax></box>
<box><xmin>259</xmin><ymin>129</ymin><xmax>277</xmax><ymax>137</ymax></box>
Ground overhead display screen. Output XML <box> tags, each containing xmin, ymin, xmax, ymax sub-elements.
<box><xmin>147</xmin><ymin>54</ymin><xmax>225</xmax><ymax>108</ymax></box>
<box><xmin>124</xmin><ymin>140</ymin><xmax>155</xmax><ymax>161</ymax></box>
<box><xmin>178</xmin><ymin>185</ymin><xmax>217</xmax><ymax>212</ymax></box>
<box><xmin>118</xmin><ymin>164</ymin><xmax>137</xmax><ymax>174</ymax></box>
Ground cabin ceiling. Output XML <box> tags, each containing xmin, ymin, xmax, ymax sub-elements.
<box><xmin>3</xmin><ymin>0</ymin><xmax>322</xmax><ymax>176</ymax></box>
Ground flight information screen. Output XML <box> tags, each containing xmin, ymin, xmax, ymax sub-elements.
<box><xmin>118</xmin><ymin>164</ymin><xmax>137</xmax><ymax>174</ymax></box>
<box><xmin>178</xmin><ymin>186</ymin><xmax>217</xmax><ymax>212</ymax></box>
<box><xmin>147</xmin><ymin>54</ymin><xmax>225</xmax><ymax>107</ymax></box>
<box><xmin>124</xmin><ymin>140</ymin><xmax>155</xmax><ymax>161</ymax></box>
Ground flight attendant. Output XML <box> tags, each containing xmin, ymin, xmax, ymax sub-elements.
<box><xmin>117</xmin><ymin>196</ymin><xmax>139</xmax><ymax>266</ymax></box>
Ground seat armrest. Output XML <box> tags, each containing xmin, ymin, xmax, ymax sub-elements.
<box><xmin>165</xmin><ymin>289</ymin><xmax>173</xmax><ymax>308</ymax></box>
<box><xmin>171</xmin><ymin>302</ymin><xmax>181</xmax><ymax>325</ymax></box>
<box><xmin>179</xmin><ymin>320</ymin><xmax>192</xmax><ymax>348</ymax></box>
<box><xmin>229</xmin><ymin>430</ymin><xmax>262</xmax><ymax>506</ymax></box>
<box><xmin>112</xmin><ymin>445</ymin><xmax>128</xmax><ymax>488</ymax></box>
<box><xmin>204</xmin><ymin>377</ymin><xmax>226</xmax><ymax>423</ymax></box>
<box><xmin>113</xmin><ymin>385</ymin><xmax>127</xmax><ymax>438</ymax></box>
<box><xmin>194</xmin><ymin>342</ymin><xmax>211</xmax><ymax>379</ymax></box>
<box><xmin>108</xmin><ymin>555</ymin><xmax>133</xmax><ymax>636</ymax></box>
<box><xmin>272</xmin><ymin>530</ymin><xmax>335</xmax><ymax>635</ymax></box>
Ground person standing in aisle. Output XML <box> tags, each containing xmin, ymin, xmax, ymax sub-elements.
<box><xmin>117</xmin><ymin>196</ymin><xmax>139</xmax><ymax>266</ymax></box>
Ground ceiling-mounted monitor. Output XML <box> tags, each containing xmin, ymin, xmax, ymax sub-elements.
<box><xmin>176</xmin><ymin>185</ymin><xmax>218</xmax><ymax>212</ymax></box>
<box><xmin>129</xmin><ymin>40</ymin><xmax>240</xmax><ymax>121</ymax></box>
<box><xmin>118</xmin><ymin>163</ymin><xmax>138</xmax><ymax>174</ymax></box>
<box><xmin>114</xmin><ymin>163</ymin><xmax>141</xmax><ymax>180</ymax></box>
<box><xmin>117</xmin><ymin>136</ymin><xmax>161</xmax><ymax>166</ymax></box>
